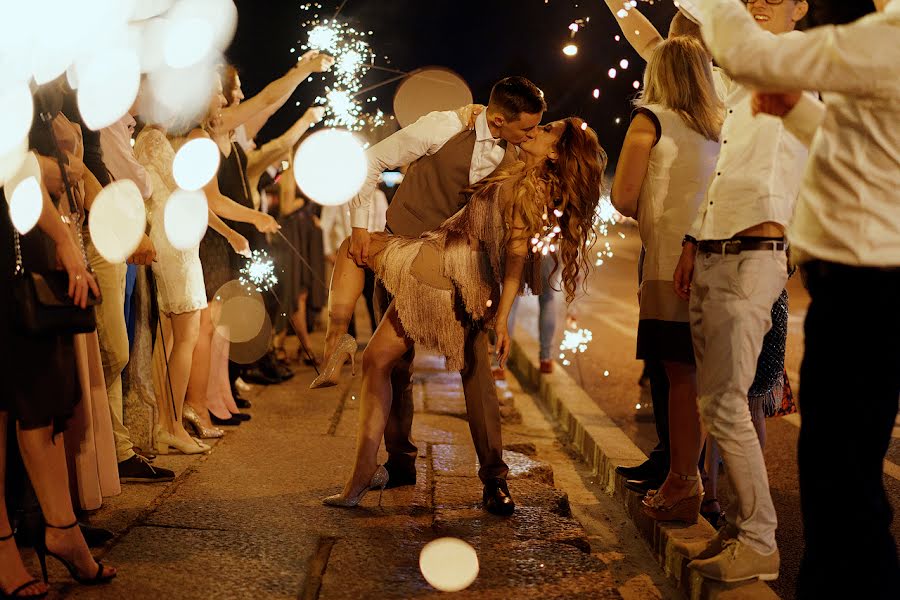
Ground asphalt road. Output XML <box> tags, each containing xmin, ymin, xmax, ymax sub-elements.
<box><xmin>512</xmin><ymin>220</ymin><xmax>900</xmax><ymax>599</ymax></box>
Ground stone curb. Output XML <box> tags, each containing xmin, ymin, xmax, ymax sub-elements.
<box><xmin>508</xmin><ymin>332</ymin><xmax>780</xmax><ymax>600</ymax></box>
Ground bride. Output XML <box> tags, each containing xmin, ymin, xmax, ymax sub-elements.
<box><xmin>314</xmin><ymin>116</ymin><xmax>606</xmax><ymax>506</ymax></box>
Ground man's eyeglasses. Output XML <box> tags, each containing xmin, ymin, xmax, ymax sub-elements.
<box><xmin>741</xmin><ymin>0</ymin><xmax>789</xmax><ymax>5</ymax></box>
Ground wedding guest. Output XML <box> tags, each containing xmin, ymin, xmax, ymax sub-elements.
<box><xmin>672</xmin><ymin>0</ymin><xmax>822</xmax><ymax>583</ymax></box>
<box><xmin>612</xmin><ymin>36</ymin><xmax>722</xmax><ymax>525</ymax></box>
<box><xmin>696</xmin><ymin>0</ymin><xmax>899</xmax><ymax>595</ymax></box>
<box><xmin>95</xmin><ymin>104</ymin><xmax>175</xmax><ymax>483</ymax></box>
<box><xmin>1</xmin><ymin>167</ymin><xmax>115</xmax><ymax>596</ymax></box>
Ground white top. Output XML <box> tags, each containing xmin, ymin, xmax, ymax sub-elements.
<box><xmin>637</xmin><ymin>105</ymin><xmax>720</xmax><ymax>283</ymax></box>
<box><xmin>320</xmin><ymin>203</ymin><xmax>351</xmax><ymax>257</ymax></box>
<box><xmin>350</xmin><ymin>109</ymin><xmax>508</xmax><ymax>229</ymax></box>
<box><xmin>696</xmin><ymin>0</ymin><xmax>900</xmax><ymax>267</ymax></box>
<box><xmin>687</xmin><ymin>61</ymin><xmax>814</xmax><ymax>240</ymax></box>
<box><xmin>99</xmin><ymin>114</ymin><xmax>152</xmax><ymax>200</ymax></box>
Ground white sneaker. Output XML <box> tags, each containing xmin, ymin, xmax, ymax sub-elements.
<box><xmin>688</xmin><ymin>538</ymin><xmax>779</xmax><ymax>583</ymax></box>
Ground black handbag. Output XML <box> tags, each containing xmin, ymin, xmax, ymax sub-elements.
<box><xmin>11</xmin><ymin>103</ymin><xmax>101</xmax><ymax>336</ymax></box>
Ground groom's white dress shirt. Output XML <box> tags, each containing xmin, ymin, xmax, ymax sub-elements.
<box><xmin>696</xmin><ymin>0</ymin><xmax>900</xmax><ymax>267</ymax></box>
<box><xmin>350</xmin><ymin>110</ymin><xmax>509</xmax><ymax>229</ymax></box>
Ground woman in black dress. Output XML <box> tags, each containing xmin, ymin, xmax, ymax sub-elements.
<box><xmin>1</xmin><ymin>90</ymin><xmax>116</xmax><ymax>594</ymax></box>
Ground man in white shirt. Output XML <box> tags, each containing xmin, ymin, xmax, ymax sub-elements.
<box><xmin>92</xmin><ymin>110</ymin><xmax>174</xmax><ymax>483</ymax></box>
<box><xmin>671</xmin><ymin>0</ymin><xmax>823</xmax><ymax>583</ymax></box>
<box><xmin>699</xmin><ymin>0</ymin><xmax>900</xmax><ymax>596</ymax></box>
<box><xmin>344</xmin><ymin>77</ymin><xmax>545</xmax><ymax>516</ymax></box>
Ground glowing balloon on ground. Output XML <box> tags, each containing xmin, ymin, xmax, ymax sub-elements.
<box><xmin>77</xmin><ymin>48</ymin><xmax>141</xmax><ymax>130</ymax></box>
<box><xmin>163</xmin><ymin>189</ymin><xmax>208</xmax><ymax>249</ymax></box>
<box><xmin>419</xmin><ymin>538</ymin><xmax>479</xmax><ymax>592</ymax></box>
<box><xmin>88</xmin><ymin>180</ymin><xmax>146</xmax><ymax>262</ymax></box>
<box><xmin>172</xmin><ymin>137</ymin><xmax>220</xmax><ymax>191</ymax></box>
<box><xmin>293</xmin><ymin>129</ymin><xmax>366</xmax><ymax>206</ymax></box>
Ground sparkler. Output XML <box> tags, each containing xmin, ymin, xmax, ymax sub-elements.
<box><xmin>558</xmin><ymin>326</ymin><xmax>594</xmax><ymax>367</ymax></box>
<box><xmin>298</xmin><ymin>4</ymin><xmax>385</xmax><ymax>131</ymax></box>
<box><xmin>240</xmin><ymin>249</ymin><xmax>279</xmax><ymax>292</ymax></box>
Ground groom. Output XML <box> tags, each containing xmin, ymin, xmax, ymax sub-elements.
<box><xmin>348</xmin><ymin>76</ymin><xmax>546</xmax><ymax>515</ymax></box>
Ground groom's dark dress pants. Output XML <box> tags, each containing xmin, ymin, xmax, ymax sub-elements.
<box><xmin>374</xmin><ymin>283</ymin><xmax>509</xmax><ymax>483</ymax></box>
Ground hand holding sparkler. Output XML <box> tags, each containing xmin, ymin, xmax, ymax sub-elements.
<box><xmin>227</xmin><ymin>230</ymin><xmax>252</xmax><ymax>258</ymax></box>
<box><xmin>297</xmin><ymin>49</ymin><xmax>336</xmax><ymax>73</ymax></box>
<box><xmin>303</xmin><ymin>106</ymin><xmax>326</xmax><ymax>126</ymax></box>
<box><xmin>252</xmin><ymin>211</ymin><xmax>281</xmax><ymax>234</ymax></box>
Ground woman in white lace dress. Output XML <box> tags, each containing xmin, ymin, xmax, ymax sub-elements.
<box><xmin>135</xmin><ymin>85</ymin><xmax>277</xmax><ymax>454</ymax></box>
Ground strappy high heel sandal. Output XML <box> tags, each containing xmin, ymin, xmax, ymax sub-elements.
<box><xmin>322</xmin><ymin>465</ymin><xmax>389</xmax><ymax>508</ymax></box>
<box><xmin>0</xmin><ymin>532</ymin><xmax>47</xmax><ymax>599</ymax></box>
<box><xmin>35</xmin><ymin>522</ymin><xmax>116</xmax><ymax>586</ymax></box>
<box><xmin>310</xmin><ymin>334</ymin><xmax>357</xmax><ymax>389</ymax></box>
<box><xmin>642</xmin><ymin>472</ymin><xmax>704</xmax><ymax>524</ymax></box>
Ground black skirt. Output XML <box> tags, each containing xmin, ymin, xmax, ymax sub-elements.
<box><xmin>636</xmin><ymin>319</ymin><xmax>696</xmax><ymax>365</ymax></box>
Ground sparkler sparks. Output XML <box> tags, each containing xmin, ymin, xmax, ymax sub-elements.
<box><xmin>298</xmin><ymin>5</ymin><xmax>385</xmax><ymax>131</ymax></box>
<box><xmin>240</xmin><ymin>249</ymin><xmax>279</xmax><ymax>292</ymax></box>
<box><xmin>559</xmin><ymin>326</ymin><xmax>594</xmax><ymax>367</ymax></box>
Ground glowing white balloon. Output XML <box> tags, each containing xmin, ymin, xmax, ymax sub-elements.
<box><xmin>144</xmin><ymin>60</ymin><xmax>218</xmax><ymax>132</ymax></box>
<box><xmin>7</xmin><ymin>177</ymin><xmax>43</xmax><ymax>235</ymax></box>
<box><xmin>77</xmin><ymin>48</ymin><xmax>141</xmax><ymax>130</ymax></box>
<box><xmin>88</xmin><ymin>181</ymin><xmax>146</xmax><ymax>262</ymax></box>
<box><xmin>163</xmin><ymin>189</ymin><xmax>208</xmax><ymax>249</ymax></box>
<box><xmin>164</xmin><ymin>17</ymin><xmax>215</xmax><ymax>69</ymax></box>
<box><xmin>293</xmin><ymin>129</ymin><xmax>366</xmax><ymax>207</ymax></box>
<box><xmin>168</xmin><ymin>0</ymin><xmax>237</xmax><ymax>52</ymax></box>
<box><xmin>0</xmin><ymin>85</ymin><xmax>34</xmax><ymax>155</ymax></box>
<box><xmin>172</xmin><ymin>137</ymin><xmax>220</xmax><ymax>191</ymax></box>
<box><xmin>419</xmin><ymin>538</ymin><xmax>479</xmax><ymax>592</ymax></box>
<box><xmin>0</xmin><ymin>140</ymin><xmax>28</xmax><ymax>187</ymax></box>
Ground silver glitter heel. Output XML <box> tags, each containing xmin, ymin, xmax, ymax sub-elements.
<box><xmin>310</xmin><ymin>334</ymin><xmax>357</xmax><ymax>389</ymax></box>
<box><xmin>322</xmin><ymin>465</ymin><xmax>389</xmax><ymax>508</ymax></box>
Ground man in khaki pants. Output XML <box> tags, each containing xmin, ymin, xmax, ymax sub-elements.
<box><xmin>93</xmin><ymin>111</ymin><xmax>174</xmax><ymax>483</ymax></box>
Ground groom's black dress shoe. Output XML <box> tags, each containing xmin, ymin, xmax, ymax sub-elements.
<box><xmin>382</xmin><ymin>461</ymin><xmax>416</xmax><ymax>489</ymax></box>
<box><xmin>483</xmin><ymin>478</ymin><xmax>515</xmax><ymax>516</ymax></box>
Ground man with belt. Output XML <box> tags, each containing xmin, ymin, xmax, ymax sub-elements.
<box><xmin>694</xmin><ymin>0</ymin><xmax>900</xmax><ymax>596</ymax></box>
<box><xmin>347</xmin><ymin>77</ymin><xmax>546</xmax><ymax>515</ymax></box>
<box><xmin>672</xmin><ymin>0</ymin><xmax>824</xmax><ymax>583</ymax></box>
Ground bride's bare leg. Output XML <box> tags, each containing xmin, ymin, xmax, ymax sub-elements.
<box><xmin>340</xmin><ymin>304</ymin><xmax>412</xmax><ymax>497</ymax></box>
<box><xmin>323</xmin><ymin>236</ymin><xmax>386</xmax><ymax>358</ymax></box>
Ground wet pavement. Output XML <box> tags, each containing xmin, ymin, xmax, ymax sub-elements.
<box><xmin>28</xmin><ymin>338</ymin><xmax>677</xmax><ymax>599</ymax></box>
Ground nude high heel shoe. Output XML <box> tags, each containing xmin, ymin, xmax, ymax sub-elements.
<box><xmin>642</xmin><ymin>472</ymin><xmax>704</xmax><ymax>524</ymax></box>
<box><xmin>154</xmin><ymin>425</ymin><xmax>211</xmax><ymax>455</ymax></box>
<box><xmin>322</xmin><ymin>466</ymin><xmax>389</xmax><ymax>508</ymax></box>
<box><xmin>309</xmin><ymin>334</ymin><xmax>357</xmax><ymax>389</ymax></box>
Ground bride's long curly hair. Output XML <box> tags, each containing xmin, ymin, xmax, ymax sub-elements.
<box><xmin>470</xmin><ymin>118</ymin><xmax>607</xmax><ymax>303</ymax></box>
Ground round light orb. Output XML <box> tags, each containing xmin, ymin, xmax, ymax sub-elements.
<box><xmin>77</xmin><ymin>48</ymin><xmax>141</xmax><ymax>130</ymax></box>
<box><xmin>8</xmin><ymin>176</ymin><xmax>43</xmax><ymax>235</ymax></box>
<box><xmin>212</xmin><ymin>280</ymin><xmax>267</xmax><ymax>344</ymax></box>
<box><xmin>143</xmin><ymin>60</ymin><xmax>218</xmax><ymax>133</ymax></box>
<box><xmin>0</xmin><ymin>139</ymin><xmax>28</xmax><ymax>187</ymax></box>
<box><xmin>0</xmin><ymin>84</ymin><xmax>34</xmax><ymax>155</ymax></box>
<box><xmin>293</xmin><ymin>129</ymin><xmax>366</xmax><ymax>207</ymax></box>
<box><xmin>163</xmin><ymin>189</ymin><xmax>208</xmax><ymax>249</ymax></box>
<box><xmin>172</xmin><ymin>137</ymin><xmax>220</xmax><ymax>191</ymax></box>
<box><xmin>562</xmin><ymin>44</ymin><xmax>578</xmax><ymax>57</ymax></box>
<box><xmin>168</xmin><ymin>0</ymin><xmax>237</xmax><ymax>53</ymax></box>
<box><xmin>419</xmin><ymin>538</ymin><xmax>479</xmax><ymax>592</ymax></box>
<box><xmin>88</xmin><ymin>180</ymin><xmax>146</xmax><ymax>262</ymax></box>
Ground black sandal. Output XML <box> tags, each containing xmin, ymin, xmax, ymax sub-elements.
<box><xmin>0</xmin><ymin>532</ymin><xmax>47</xmax><ymax>599</ymax></box>
<box><xmin>36</xmin><ymin>522</ymin><xmax>116</xmax><ymax>586</ymax></box>
<box><xmin>700</xmin><ymin>498</ymin><xmax>726</xmax><ymax>529</ymax></box>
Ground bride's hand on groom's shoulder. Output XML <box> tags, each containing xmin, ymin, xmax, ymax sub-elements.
<box><xmin>455</xmin><ymin>104</ymin><xmax>486</xmax><ymax>130</ymax></box>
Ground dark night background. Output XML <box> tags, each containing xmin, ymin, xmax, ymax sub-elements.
<box><xmin>228</xmin><ymin>0</ymin><xmax>681</xmax><ymax>166</ymax></box>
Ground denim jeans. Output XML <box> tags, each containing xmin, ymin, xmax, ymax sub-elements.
<box><xmin>509</xmin><ymin>258</ymin><xmax>558</xmax><ymax>361</ymax></box>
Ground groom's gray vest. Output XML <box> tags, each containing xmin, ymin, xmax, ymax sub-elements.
<box><xmin>386</xmin><ymin>129</ymin><xmax>516</xmax><ymax>238</ymax></box>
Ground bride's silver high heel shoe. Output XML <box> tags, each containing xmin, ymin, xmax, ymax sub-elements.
<box><xmin>322</xmin><ymin>465</ymin><xmax>389</xmax><ymax>508</ymax></box>
<box><xmin>309</xmin><ymin>334</ymin><xmax>357</xmax><ymax>389</ymax></box>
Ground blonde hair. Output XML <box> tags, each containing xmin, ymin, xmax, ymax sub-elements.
<box><xmin>637</xmin><ymin>37</ymin><xmax>723</xmax><ymax>142</ymax></box>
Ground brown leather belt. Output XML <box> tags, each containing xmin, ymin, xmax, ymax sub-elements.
<box><xmin>697</xmin><ymin>238</ymin><xmax>786</xmax><ymax>255</ymax></box>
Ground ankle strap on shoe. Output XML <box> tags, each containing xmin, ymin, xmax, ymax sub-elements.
<box><xmin>45</xmin><ymin>521</ymin><xmax>79</xmax><ymax>530</ymax></box>
<box><xmin>674</xmin><ymin>472</ymin><xmax>700</xmax><ymax>481</ymax></box>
